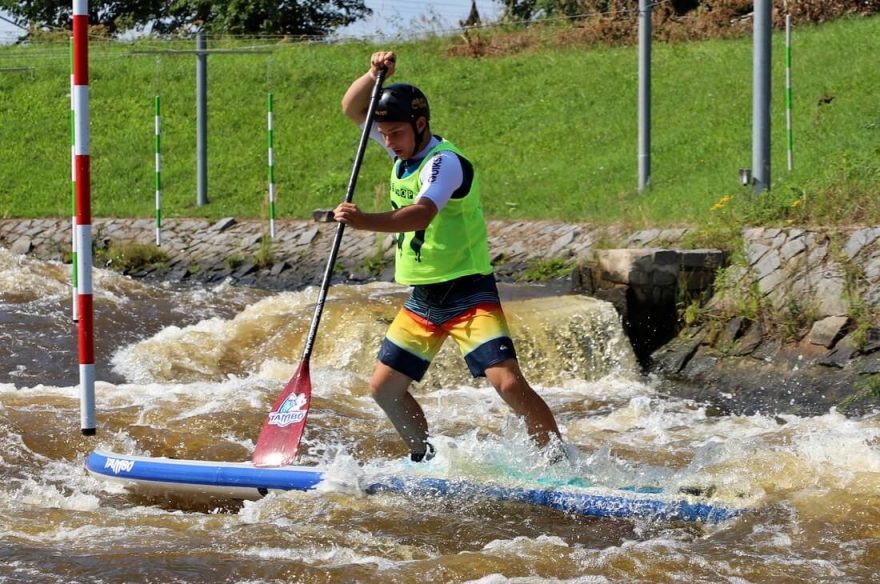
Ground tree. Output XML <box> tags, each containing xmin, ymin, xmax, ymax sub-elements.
<box><xmin>0</xmin><ymin>0</ymin><xmax>371</xmax><ymax>37</ymax></box>
<box><xmin>499</xmin><ymin>0</ymin><xmax>538</xmax><ymax>22</ymax></box>
<box><xmin>159</xmin><ymin>0</ymin><xmax>372</xmax><ymax>36</ymax></box>
<box><xmin>0</xmin><ymin>0</ymin><xmax>166</xmax><ymax>36</ymax></box>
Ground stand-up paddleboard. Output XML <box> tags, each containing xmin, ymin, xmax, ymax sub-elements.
<box><xmin>86</xmin><ymin>450</ymin><xmax>744</xmax><ymax>523</ymax></box>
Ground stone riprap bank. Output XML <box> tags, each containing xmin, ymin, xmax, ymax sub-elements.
<box><xmin>0</xmin><ymin>217</ymin><xmax>618</xmax><ymax>288</ymax></box>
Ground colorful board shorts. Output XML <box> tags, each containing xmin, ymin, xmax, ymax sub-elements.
<box><xmin>378</xmin><ymin>273</ymin><xmax>517</xmax><ymax>381</ymax></box>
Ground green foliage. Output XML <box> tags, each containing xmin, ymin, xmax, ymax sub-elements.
<box><xmin>500</xmin><ymin>0</ymin><xmax>539</xmax><ymax>21</ymax></box>
<box><xmin>0</xmin><ymin>0</ymin><xmax>370</xmax><ymax>37</ymax></box>
<box><xmin>777</xmin><ymin>296</ymin><xmax>817</xmax><ymax>342</ymax></box>
<box><xmin>518</xmin><ymin>257</ymin><xmax>572</xmax><ymax>281</ymax></box>
<box><xmin>162</xmin><ymin>0</ymin><xmax>371</xmax><ymax>36</ymax></box>
<box><xmin>828</xmin><ymin>234</ymin><xmax>879</xmax><ymax>349</ymax></box>
<box><xmin>0</xmin><ymin>0</ymin><xmax>163</xmax><ymax>36</ymax></box>
<box><xmin>94</xmin><ymin>242</ymin><xmax>168</xmax><ymax>273</ymax></box>
<box><xmin>682</xmin><ymin>299</ymin><xmax>702</xmax><ymax>326</ymax></box>
<box><xmin>253</xmin><ymin>234</ymin><xmax>275</xmax><ymax>268</ymax></box>
<box><xmin>225</xmin><ymin>254</ymin><xmax>245</xmax><ymax>271</ymax></box>
<box><xmin>711</xmin><ymin>264</ymin><xmax>764</xmax><ymax>322</ymax></box>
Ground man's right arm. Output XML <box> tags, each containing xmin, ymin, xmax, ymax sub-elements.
<box><xmin>341</xmin><ymin>51</ymin><xmax>396</xmax><ymax>124</ymax></box>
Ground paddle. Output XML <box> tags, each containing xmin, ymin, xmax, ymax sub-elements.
<box><xmin>252</xmin><ymin>67</ymin><xmax>388</xmax><ymax>467</ymax></box>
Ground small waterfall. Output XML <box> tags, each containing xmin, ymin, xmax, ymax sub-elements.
<box><xmin>112</xmin><ymin>282</ymin><xmax>639</xmax><ymax>388</ymax></box>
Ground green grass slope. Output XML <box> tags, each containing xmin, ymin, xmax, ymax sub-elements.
<box><xmin>0</xmin><ymin>16</ymin><xmax>878</xmax><ymax>226</ymax></box>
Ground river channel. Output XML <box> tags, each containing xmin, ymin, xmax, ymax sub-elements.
<box><xmin>1</xmin><ymin>247</ymin><xmax>878</xmax><ymax>583</ymax></box>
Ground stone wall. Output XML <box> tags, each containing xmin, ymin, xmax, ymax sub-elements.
<box><xmin>0</xmin><ymin>217</ymin><xmax>624</xmax><ymax>289</ymax></box>
<box><xmin>642</xmin><ymin>226</ymin><xmax>880</xmax><ymax>416</ymax></box>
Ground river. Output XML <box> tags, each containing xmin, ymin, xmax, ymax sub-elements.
<box><xmin>1</xmin><ymin>247</ymin><xmax>878</xmax><ymax>583</ymax></box>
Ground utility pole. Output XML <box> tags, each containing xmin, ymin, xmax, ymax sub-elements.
<box><xmin>637</xmin><ymin>0</ymin><xmax>652</xmax><ymax>192</ymax></box>
<box><xmin>131</xmin><ymin>39</ymin><xmax>270</xmax><ymax>208</ymax></box>
<box><xmin>752</xmin><ymin>0</ymin><xmax>771</xmax><ymax>193</ymax></box>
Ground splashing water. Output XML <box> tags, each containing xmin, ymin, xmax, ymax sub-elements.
<box><xmin>1</xmin><ymin>253</ymin><xmax>879</xmax><ymax>582</ymax></box>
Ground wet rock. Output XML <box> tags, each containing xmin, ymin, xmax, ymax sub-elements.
<box><xmin>808</xmin><ymin>316</ymin><xmax>850</xmax><ymax>348</ymax></box>
<box><xmin>855</xmin><ymin>354</ymin><xmax>880</xmax><ymax>375</ymax></box>
<box><xmin>816</xmin><ymin>345</ymin><xmax>858</xmax><ymax>368</ymax></box>
<box><xmin>167</xmin><ymin>268</ymin><xmax>190</xmax><ymax>282</ymax></box>
<box><xmin>270</xmin><ymin>261</ymin><xmax>290</xmax><ymax>276</ymax></box>
<box><xmin>312</xmin><ymin>209</ymin><xmax>335</xmax><ymax>223</ymax></box>
<box><xmin>751</xmin><ymin>337</ymin><xmax>782</xmax><ymax>361</ymax></box>
<box><xmin>716</xmin><ymin>317</ymin><xmax>747</xmax><ymax>347</ymax></box>
<box><xmin>862</xmin><ymin>328</ymin><xmax>880</xmax><ymax>354</ymax></box>
<box><xmin>297</xmin><ymin>227</ymin><xmax>319</xmax><ymax>245</ymax></box>
<box><xmin>212</xmin><ymin>217</ymin><xmax>236</xmax><ymax>232</ymax></box>
<box><xmin>9</xmin><ymin>237</ymin><xmax>32</xmax><ymax>255</ymax></box>
<box><xmin>680</xmin><ymin>345</ymin><xmax>720</xmax><ymax>377</ymax></box>
<box><xmin>650</xmin><ymin>327</ymin><xmax>707</xmax><ymax>374</ymax></box>
<box><xmin>233</xmin><ymin>262</ymin><xmax>258</xmax><ymax>279</ymax></box>
<box><xmin>731</xmin><ymin>322</ymin><xmax>763</xmax><ymax>356</ymax></box>
<box><xmin>656</xmin><ymin>346</ymin><xmax>869</xmax><ymax>417</ymax></box>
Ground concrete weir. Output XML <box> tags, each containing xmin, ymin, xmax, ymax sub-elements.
<box><xmin>574</xmin><ymin>248</ymin><xmax>726</xmax><ymax>367</ymax></box>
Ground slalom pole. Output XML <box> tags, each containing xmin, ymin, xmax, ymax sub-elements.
<box><xmin>267</xmin><ymin>92</ymin><xmax>276</xmax><ymax>239</ymax></box>
<box><xmin>73</xmin><ymin>0</ymin><xmax>95</xmax><ymax>435</ymax></box>
<box><xmin>69</xmin><ymin>36</ymin><xmax>78</xmax><ymax>321</ymax></box>
<box><xmin>155</xmin><ymin>95</ymin><xmax>162</xmax><ymax>245</ymax></box>
<box><xmin>785</xmin><ymin>11</ymin><xmax>793</xmax><ymax>172</ymax></box>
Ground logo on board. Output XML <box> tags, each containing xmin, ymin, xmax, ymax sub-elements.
<box><xmin>104</xmin><ymin>457</ymin><xmax>135</xmax><ymax>475</ymax></box>
<box><xmin>268</xmin><ymin>392</ymin><xmax>308</xmax><ymax>427</ymax></box>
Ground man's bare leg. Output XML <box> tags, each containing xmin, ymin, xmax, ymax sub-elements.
<box><xmin>485</xmin><ymin>358</ymin><xmax>561</xmax><ymax>447</ymax></box>
<box><xmin>369</xmin><ymin>362</ymin><xmax>431</xmax><ymax>456</ymax></box>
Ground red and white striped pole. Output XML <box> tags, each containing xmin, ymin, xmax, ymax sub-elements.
<box><xmin>73</xmin><ymin>0</ymin><xmax>95</xmax><ymax>435</ymax></box>
<box><xmin>69</xmin><ymin>36</ymin><xmax>78</xmax><ymax>322</ymax></box>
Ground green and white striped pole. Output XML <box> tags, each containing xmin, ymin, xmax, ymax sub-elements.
<box><xmin>155</xmin><ymin>95</ymin><xmax>162</xmax><ymax>245</ymax></box>
<box><xmin>785</xmin><ymin>12</ymin><xmax>793</xmax><ymax>172</ymax></box>
<box><xmin>267</xmin><ymin>92</ymin><xmax>277</xmax><ymax>239</ymax></box>
<box><xmin>69</xmin><ymin>36</ymin><xmax>78</xmax><ymax>322</ymax></box>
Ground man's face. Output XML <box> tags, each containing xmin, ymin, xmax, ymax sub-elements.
<box><xmin>377</xmin><ymin>118</ymin><xmax>426</xmax><ymax>160</ymax></box>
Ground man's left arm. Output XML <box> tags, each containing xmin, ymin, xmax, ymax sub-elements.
<box><xmin>334</xmin><ymin>198</ymin><xmax>437</xmax><ymax>232</ymax></box>
<box><xmin>334</xmin><ymin>151</ymin><xmax>462</xmax><ymax>232</ymax></box>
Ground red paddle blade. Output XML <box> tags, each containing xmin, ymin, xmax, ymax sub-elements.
<box><xmin>252</xmin><ymin>360</ymin><xmax>312</xmax><ymax>467</ymax></box>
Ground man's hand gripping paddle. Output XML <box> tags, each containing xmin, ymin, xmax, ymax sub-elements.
<box><xmin>252</xmin><ymin>68</ymin><xmax>388</xmax><ymax>467</ymax></box>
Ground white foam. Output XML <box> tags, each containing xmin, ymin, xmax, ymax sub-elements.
<box><xmin>5</xmin><ymin>478</ymin><xmax>101</xmax><ymax>512</ymax></box>
<box><xmin>314</xmin><ymin>450</ymin><xmax>368</xmax><ymax>496</ymax></box>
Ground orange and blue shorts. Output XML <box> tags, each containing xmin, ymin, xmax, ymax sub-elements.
<box><xmin>378</xmin><ymin>273</ymin><xmax>517</xmax><ymax>381</ymax></box>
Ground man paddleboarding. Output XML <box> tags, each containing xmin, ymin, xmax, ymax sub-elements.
<box><xmin>334</xmin><ymin>51</ymin><xmax>563</xmax><ymax>462</ymax></box>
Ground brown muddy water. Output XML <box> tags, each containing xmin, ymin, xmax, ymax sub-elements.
<box><xmin>1</xmin><ymin>248</ymin><xmax>879</xmax><ymax>583</ymax></box>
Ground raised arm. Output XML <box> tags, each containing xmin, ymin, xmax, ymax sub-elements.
<box><xmin>341</xmin><ymin>51</ymin><xmax>397</xmax><ymax>124</ymax></box>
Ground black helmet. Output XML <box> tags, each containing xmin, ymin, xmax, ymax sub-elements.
<box><xmin>374</xmin><ymin>83</ymin><xmax>430</xmax><ymax>124</ymax></box>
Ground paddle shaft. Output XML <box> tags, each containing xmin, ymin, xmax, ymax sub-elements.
<box><xmin>301</xmin><ymin>68</ymin><xmax>387</xmax><ymax>363</ymax></box>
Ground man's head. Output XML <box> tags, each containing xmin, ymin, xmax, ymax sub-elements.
<box><xmin>374</xmin><ymin>83</ymin><xmax>430</xmax><ymax>160</ymax></box>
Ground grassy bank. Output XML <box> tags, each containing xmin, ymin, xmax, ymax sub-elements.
<box><xmin>0</xmin><ymin>16</ymin><xmax>878</xmax><ymax>227</ymax></box>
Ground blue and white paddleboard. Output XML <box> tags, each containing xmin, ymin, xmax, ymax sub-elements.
<box><xmin>86</xmin><ymin>449</ymin><xmax>743</xmax><ymax>523</ymax></box>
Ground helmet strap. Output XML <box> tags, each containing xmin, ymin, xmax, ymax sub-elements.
<box><xmin>410</xmin><ymin>118</ymin><xmax>427</xmax><ymax>159</ymax></box>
